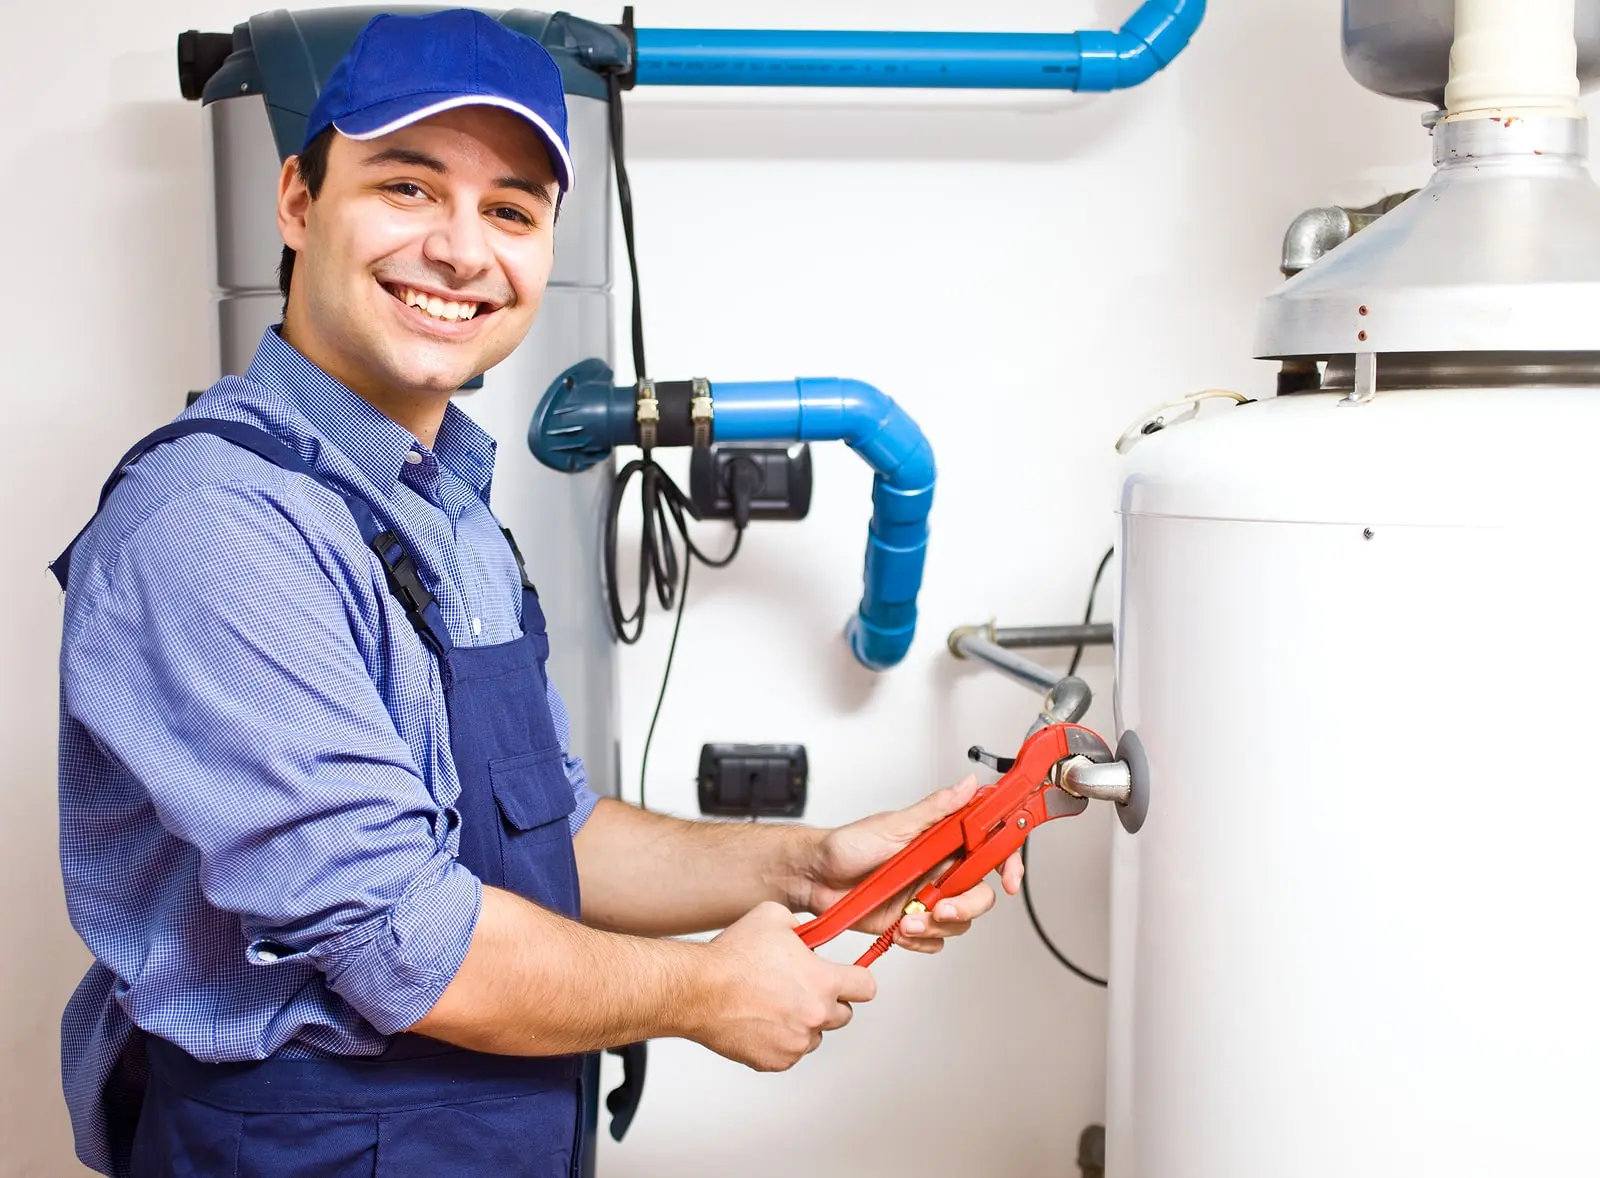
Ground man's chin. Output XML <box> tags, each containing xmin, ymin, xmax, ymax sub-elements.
<box><xmin>384</xmin><ymin>348</ymin><xmax>486</xmax><ymax>398</ymax></box>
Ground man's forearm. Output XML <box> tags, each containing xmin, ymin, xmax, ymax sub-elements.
<box><xmin>409</xmin><ymin>884</ymin><xmax>719</xmax><ymax>1055</ymax></box>
<box><xmin>574</xmin><ymin>798</ymin><xmax>827</xmax><ymax>937</ymax></box>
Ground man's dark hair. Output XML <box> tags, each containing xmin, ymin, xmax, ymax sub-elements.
<box><xmin>277</xmin><ymin>127</ymin><xmax>335</xmax><ymax>313</ymax></box>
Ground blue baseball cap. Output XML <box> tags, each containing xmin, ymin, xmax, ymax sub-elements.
<box><xmin>302</xmin><ymin>9</ymin><xmax>574</xmax><ymax>193</ymax></box>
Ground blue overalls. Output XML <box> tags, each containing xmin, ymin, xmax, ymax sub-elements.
<box><xmin>55</xmin><ymin>419</ymin><xmax>588</xmax><ymax>1177</ymax></box>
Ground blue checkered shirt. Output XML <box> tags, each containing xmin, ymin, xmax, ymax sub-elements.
<box><xmin>56</xmin><ymin>326</ymin><xmax>600</xmax><ymax>1174</ymax></box>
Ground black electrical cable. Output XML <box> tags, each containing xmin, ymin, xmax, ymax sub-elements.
<box><xmin>602</xmin><ymin>69</ymin><xmax>748</xmax><ymax>810</ymax></box>
<box><xmin>1068</xmin><ymin>545</ymin><xmax>1115</xmax><ymax>678</ymax></box>
<box><xmin>1019</xmin><ymin>544</ymin><xmax>1117</xmax><ymax>987</ymax></box>
<box><xmin>606</xmin><ymin>70</ymin><xmax>645</xmax><ymax>383</ymax></box>
<box><xmin>1019</xmin><ymin>839</ymin><xmax>1106</xmax><ymax>987</ymax></box>
<box><xmin>603</xmin><ymin>457</ymin><xmax>743</xmax><ymax>647</ymax></box>
<box><xmin>636</xmin><ymin>556</ymin><xmax>691</xmax><ymax>816</ymax></box>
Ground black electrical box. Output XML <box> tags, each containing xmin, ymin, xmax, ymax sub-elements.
<box><xmin>698</xmin><ymin>743</ymin><xmax>807</xmax><ymax>818</ymax></box>
<box><xmin>690</xmin><ymin>443</ymin><xmax>812</xmax><ymax>522</ymax></box>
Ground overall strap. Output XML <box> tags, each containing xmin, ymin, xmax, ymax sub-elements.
<box><xmin>499</xmin><ymin>526</ymin><xmax>538</xmax><ymax>596</ymax></box>
<box><xmin>498</xmin><ymin>524</ymin><xmax>551</xmax><ymax>657</ymax></box>
<box><xmin>51</xmin><ymin>418</ymin><xmax>453</xmax><ymax>657</ymax></box>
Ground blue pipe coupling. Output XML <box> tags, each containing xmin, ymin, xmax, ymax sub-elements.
<box><xmin>631</xmin><ymin>0</ymin><xmax>1204</xmax><ymax>92</ymax></box>
<box><xmin>529</xmin><ymin>363</ymin><xmax>935</xmax><ymax>671</ymax></box>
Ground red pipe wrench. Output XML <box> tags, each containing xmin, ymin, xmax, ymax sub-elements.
<box><xmin>794</xmin><ymin>722</ymin><xmax>1111</xmax><ymax>966</ymax></box>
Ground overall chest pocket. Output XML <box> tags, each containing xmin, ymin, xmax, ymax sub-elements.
<box><xmin>488</xmin><ymin>749</ymin><xmax>581</xmax><ymax>918</ymax></box>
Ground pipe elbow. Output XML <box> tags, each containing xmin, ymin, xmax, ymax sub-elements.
<box><xmin>795</xmin><ymin>378</ymin><xmax>934</xmax><ymax>672</ymax></box>
<box><xmin>1280</xmin><ymin>206</ymin><xmax>1355</xmax><ymax>277</ymax></box>
<box><xmin>809</xmin><ymin>377</ymin><xmax>937</xmax><ymax>493</ymax></box>
<box><xmin>1075</xmin><ymin>0</ymin><xmax>1204</xmax><ymax>91</ymax></box>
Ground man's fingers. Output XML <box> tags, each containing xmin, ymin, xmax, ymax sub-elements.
<box><xmin>899</xmin><ymin>914</ymin><xmax>973</xmax><ymax>939</ymax></box>
<box><xmin>897</xmin><ymin>880</ymin><xmax>994</xmax><ymax>936</ymax></box>
<box><xmin>998</xmin><ymin>849</ymin><xmax>1025</xmax><ymax>895</ymax></box>
<box><xmin>899</xmin><ymin>918</ymin><xmax>970</xmax><ymax>941</ymax></box>
<box><xmin>833</xmin><ymin>963</ymin><xmax>878</xmax><ymax>1004</ymax></box>
<box><xmin>824</xmin><ymin>1001</ymin><xmax>855</xmax><ymax>1030</ymax></box>
<box><xmin>899</xmin><ymin>774</ymin><xmax>979</xmax><ymax>832</ymax></box>
<box><xmin>934</xmin><ymin>883</ymin><xmax>996</xmax><ymax>924</ymax></box>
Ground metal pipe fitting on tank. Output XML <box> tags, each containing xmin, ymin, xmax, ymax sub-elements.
<box><xmin>1059</xmin><ymin>755</ymin><xmax>1133</xmax><ymax>805</ymax></box>
<box><xmin>1279</xmin><ymin>192</ymin><xmax>1417</xmax><ymax>278</ymax></box>
<box><xmin>948</xmin><ymin>625</ymin><xmax>1058</xmax><ymax>693</ymax></box>
<box><xmin>1271</xmin><ymin>190</ymin><xmax>1416</xmax><ymax>394</ymax></box>
<box><xmin>987</xmin><ymin>622</ymin><xmax>1114</xmax><ymax>650</ymax></box>
<box><xmin>947</xmin><ymin>624</ymin><xmax>1093</xmax><ymax>729</ymax></box>
<box><xmin>530</xmin><ymin>360</ymin><xmax>935</xmax><ymax>671</ymax></box>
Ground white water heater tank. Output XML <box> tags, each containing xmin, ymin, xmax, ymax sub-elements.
<box><xmin>1103</xmin><ymin>3</ymin><xmax>1600</xmax><ymax>1173</ymax></box>
<box><xmin>1107</xmin><ymin>383</ymin><xmax>1600</xmax><ymax>1174</ymax></box>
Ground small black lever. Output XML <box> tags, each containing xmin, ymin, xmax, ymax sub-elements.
<box><xmin>967</xmin><ymin>745</ymin><xmax>1015</xmax><ymax>773</ymax></box>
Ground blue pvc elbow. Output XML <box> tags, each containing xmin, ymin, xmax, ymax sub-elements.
<box><xmin>711</xmin><ymin>378</ymin><xmax>935</xmax><ymax>671</ymax></box>
<box><xmin>1075</xmin><ymin>0</ymin><xmax>1205</xmax><ymax>91</ymax></box>
<box><xmin>819</xmin><ymin>379</ymin><xmax>936</xmax><ymax>672</ymax></box>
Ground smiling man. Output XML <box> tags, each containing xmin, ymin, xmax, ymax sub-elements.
<box><xmin>53</xmin><ymin>11</ymin><xmax>1019</xmax><ymax>1178</ymax></box>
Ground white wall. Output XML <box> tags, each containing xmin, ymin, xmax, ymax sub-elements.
<box><xmin>1</xmin><ymin>1</ymin><xmax>1448</xmax><ymax>1174</ymax></box>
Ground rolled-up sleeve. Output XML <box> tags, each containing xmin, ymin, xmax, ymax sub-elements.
<box><xmin>544</xmin><ymin>677</ymin><xmax>601</xmax><ymax>835</ymax></box>
<box><xmin>64</xmin><ymin>482</ymin><xmax>478</xmax><ymax>1033</ymax></box>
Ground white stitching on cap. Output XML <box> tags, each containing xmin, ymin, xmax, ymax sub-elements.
<box><xmin>334</xmin><ymin>95</ymin><xmax>576</xmax><ymax>191</ymax></box>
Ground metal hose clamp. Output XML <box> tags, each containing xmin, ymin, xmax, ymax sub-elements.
<box><xmin>635</xmin><ymin>378</ymin><xmax>659</xmax><ymax>450</ymax></box>
<box><xmin>690</xmin><ymin>377</ymin><xmax>713</xmax><ymax>449</ymax></box>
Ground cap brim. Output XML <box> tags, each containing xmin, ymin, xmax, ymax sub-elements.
<box><xmin>334</xmin><ymin>93</ymin><xmax>574</xmax><ymax>192</ymax></box>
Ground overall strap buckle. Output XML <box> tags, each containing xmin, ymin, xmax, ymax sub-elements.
<box><xmin>370</xmin><ymin>530</ymin><xmax>445</xmax><ymax>651</ymax></box>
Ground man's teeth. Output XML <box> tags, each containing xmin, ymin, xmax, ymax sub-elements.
<box><xmin>400</xmin><ymin>287</ymin><xmax>480</xmax><ymax>321</ymax></box>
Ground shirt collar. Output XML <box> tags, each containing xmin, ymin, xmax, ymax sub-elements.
<box><xmin>246</xmin><ymin>327</ymin><xmax>497</xmax><ymax>502</ymax></box>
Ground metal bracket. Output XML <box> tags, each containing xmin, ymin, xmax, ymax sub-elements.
<box><xmin>1339</xmin><ymin>351</ymin><xmax>1378</xmax><ymax>406</ymax></box>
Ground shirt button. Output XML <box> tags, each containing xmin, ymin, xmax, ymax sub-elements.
<box><xmin>405</xmin><ymin>450</ymin><xmax>423</xmax><ymax>465</ymax></box>
<box><xmin>471</xmin><ymin>617</ymin><xmax>482</xmax><ymax>636</ymax></box>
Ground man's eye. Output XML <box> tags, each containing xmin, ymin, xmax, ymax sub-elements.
<box><xmin>490</xmin><ymin>206</ymin><xmax>533</xmax><ymax>227</ymax></box>
<box><xmin>385</xmin><ymin>182</ymin><xmax>426</xmax><ymax>199</ymax></box>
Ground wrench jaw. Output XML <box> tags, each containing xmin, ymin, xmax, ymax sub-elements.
<box><xmin>1045</xmin><ymin>786</ymin><xmax>1090</xmax><ymax>819</ymax></box>
<box><xmin>1063</xmin><ymin>726</ymin><xmax>1114</xmax><ymax>764</ymax></box>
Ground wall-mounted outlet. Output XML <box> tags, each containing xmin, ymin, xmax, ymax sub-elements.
<box><xmin>698</xmin><ymin>743</ymin><xmax>807</xmax><ymax>818</ymax></box>
<box><xmin>690</xmin><ymin>443</ymin><xmax>812</xmax><ymax>522</ymax></box>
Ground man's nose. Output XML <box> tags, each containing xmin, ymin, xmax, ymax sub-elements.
<box><xmin>422</xmin><ymin>200</ymin><xmax>493</xmax><ymax>279</ymax></box>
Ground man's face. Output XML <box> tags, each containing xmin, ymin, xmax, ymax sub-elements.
<box><xmin>277</xmin><ymin>106</ymin><xmax>560</xmax><ymax>412</ymax></box>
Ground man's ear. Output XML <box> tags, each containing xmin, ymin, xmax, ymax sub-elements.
<box><xmin>278</xmin><ymin>155</ymin><xmax>310</xmax><ymax>251</ymax></box>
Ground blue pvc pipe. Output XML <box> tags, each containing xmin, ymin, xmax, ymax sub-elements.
<box><xmin>632</xmin><ymin>0</ymin><xmax>1203</xmax><ymax>92</ymax></box>
<box><xmin>710</xmin><ymin>379</ymin><xmax>935</xmax><ymax>671</ymax></box>
<box><xmin>527</xmin><ymin>365</ymin><xmax>934</xmax><ymax>671</ymax></box>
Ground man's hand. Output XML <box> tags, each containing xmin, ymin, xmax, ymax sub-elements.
<box><xmin>694</xmin><ymin>901</ymin><xmax>877</xmax><ymax>1071</ymax></box>
<box><xmin>803</xmin><ymin>775</ymin><xmax>1024</xmax><ymax>954</ymax></box>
